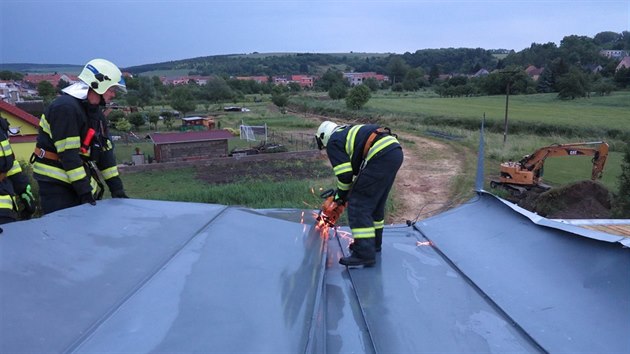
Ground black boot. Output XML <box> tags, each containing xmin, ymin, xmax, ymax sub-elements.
<box><xmin>375</xmin><ymin>228</ymin><xmax>383</xmax><ymax>253</ymax></box>
<box><xmin>349</xmin><ymin>229</ymin><xmax>383</xmax><ymax>253</ymax></box>
<box><xmin>340</xmin><ymin>238</ymin><xmax>376</xmax><ymax>267</ymax></box>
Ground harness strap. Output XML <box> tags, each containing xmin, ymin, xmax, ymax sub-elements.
<box><xmin>363</xmin><ymin>127</ymin><xmax>396</xmax><ymax>159</ymax></box>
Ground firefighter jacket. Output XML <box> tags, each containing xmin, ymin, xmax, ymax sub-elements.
<box><xmin>0</xmin><ymin>119</ymin><xmax>29</xmax><ymax>220</ymax></box>
<box><xmin>32</xmin><ymin>94</ymin><xmax>123</xmax><ymax>199</ymax></box>
<box><xmin>325</xmin><ymin>124</ymin><xmax>400</xmax><ymax>195</ymax></box>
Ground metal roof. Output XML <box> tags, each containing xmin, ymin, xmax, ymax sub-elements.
<box><xmin>1</xmin><ymin>192</ymin><xmax>628</xmax><ymax>353</ymax></box>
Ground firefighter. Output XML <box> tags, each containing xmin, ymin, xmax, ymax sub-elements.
<box><xmin>31</xmin><ymin>58</ymin><xmax>129</xmax><ymax>214</ymax></box>
<box><xmin>0</xmin><ymin>117</ymin><xmax>36</xmax><ymax>224</ymax></box>
<box><xmin>315</xmin><ymin>121</ymin><xmax>404</xmax><ymax>267</ymax></box>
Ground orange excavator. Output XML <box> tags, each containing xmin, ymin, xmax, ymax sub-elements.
<box><xmin>490</xmin><ymin>141</ymin><xmax>609</xmax><ymax>196</ymax></box>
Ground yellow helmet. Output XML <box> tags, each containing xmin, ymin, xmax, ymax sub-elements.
<box><xmin>315</xmin><ymin>121</ymin><xmax>340</xmax><ymax>150</ymax></box>
<box><xmin>78</xmin><ymin>58</ymin><xmax>127</xmax><ymax>95</ymax></box>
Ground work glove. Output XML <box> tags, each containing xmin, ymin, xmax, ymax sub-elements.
<box><xmin>111</xmin><ymin>189</ymin><xmax>129</xmax><ymax>198</ymax></box>
<box><xmin>79</xmin><ymin>193</ymin><xmax>97</xmax><ymax>206</ymax></box>
<box><xmin>19</xmin><ymin>184</ymin><xmax>36</xmax><ymax>218</ymax></box>
<box><xmin>334</xmin><ymin>189</ymin><xmax>349</xmax><ymax>205</ymax></box>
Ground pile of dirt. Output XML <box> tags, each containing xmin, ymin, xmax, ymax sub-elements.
<box><xmin>517</xmin><ymin>180</ymin><xmax>613</xmax><ymax>219</ymax></box>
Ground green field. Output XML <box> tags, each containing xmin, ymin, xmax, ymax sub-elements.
<box><xmin>112</xmin><ymin>90</ymin><xmax>628</xmax><ymax>212</ymax></box>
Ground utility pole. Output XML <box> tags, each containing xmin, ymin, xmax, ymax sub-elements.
<box><xmin>503</xmin><ymin>79</ymin><xmax>510</xmax><ymax>145</ymax></box>
<box><xmin>500</xmin><ymin>70</ymin><xmax>519</xmax><ymax>146</ymax></box>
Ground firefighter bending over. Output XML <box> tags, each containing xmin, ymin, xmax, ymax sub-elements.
<box><xmin>315</xmin><ymin>121</ymin><xmax>403</xmax><ymax>267</ymax></box>
<box><xmin>31</xmin><ymin>58</ymin><xmax>129</xmax><ymax>214</ymax></box>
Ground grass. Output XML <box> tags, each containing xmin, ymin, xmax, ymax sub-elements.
<box><xmin>121</xmin><ymin>165</ymin><xmax>333</xmax><ymax>210</ymax></box>
<box><xmin>111</xmin><ymin>90</ymin><xmax>627</xmax><ymax>217</ymax></box>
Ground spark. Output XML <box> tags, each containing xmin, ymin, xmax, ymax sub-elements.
<box><xmin>416</xmin><ymin>241</ymin><xmax>433</xmax><ymax>247</ymax></box>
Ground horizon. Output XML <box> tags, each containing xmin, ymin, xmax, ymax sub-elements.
<box><xmin>1</xmin><ymin>0</ymin><xmax>628</xmax><ymax>68</ymax></box>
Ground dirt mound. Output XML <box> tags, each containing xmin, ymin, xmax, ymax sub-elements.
<box><xmin>518</xmin><ymin>180</ymin><xmax>612</xmax><ymax>219</ymax></box>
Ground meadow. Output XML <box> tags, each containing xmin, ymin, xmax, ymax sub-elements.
<box><xmin>115</xmin><ymin>90</ymin><xmax>628</xmax><ymax>210</ymax></box>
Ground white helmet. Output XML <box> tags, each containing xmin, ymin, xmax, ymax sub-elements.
<box><xmin>78</xmin><ymin>58</ymin><xmax>127</xmax><ymax>95</ymax></box>
<box><xmin>315</xmin><ymin>121</ymin><xmax>340</xmax><ymax>150</ymax></box>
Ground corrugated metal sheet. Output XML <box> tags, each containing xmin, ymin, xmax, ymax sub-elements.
<box><xmin>1</xmin><ymin>193</ymin><xmax>628</xmax><ymax>353</ymax></box>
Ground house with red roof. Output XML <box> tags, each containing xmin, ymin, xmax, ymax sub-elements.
<box><xmin>616</xmin><ymin>56</ymin><xmax>630</xmax><ymax>72</ymax></box>
<box><xmin>0</xmin><ymin>100</ymin><xmax>39</xmax><ymax>161</ymax></box>
<box><xmin>22</xmin><ymin>73</ymin><xmax>79</xmax><ymax>89</ymax></box>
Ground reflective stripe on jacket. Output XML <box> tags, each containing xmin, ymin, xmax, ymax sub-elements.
<box><xmin>326</xmin><ymin>124</ymin><xmax>400</xmax><ymax>192</ymax></box>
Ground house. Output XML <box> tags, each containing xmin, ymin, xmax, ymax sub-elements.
<box><xmin>236</xmin><ymin>76</ymin><xmax>269</xmax><ymax>84</ymax></box>
<box><xmin>22</xmin><ymin>73</ymin><xmax>79</xmax><ymax>89</ymax></box>
<box><xmin>290</xmin><ymin>75</ymin><xmax>314</xmax><ymax>88</ymax></box>
<box><xmin>343</xmin><ymin>72</ymin><xmax>389</xmax><ymax>86</ymax></box>
<box><xmin>0</xmin><ymin>100</ymin><xmax>39</xmax><ymax>161</ymax></box>
<box><xmin>616</xmin><ymin>56</ymin><xmax>630</xmax><ymax>72</ymax></box>
<box><xmin>599</xmin><ymin>50</ymin><xmax>628</xmax><ymax>59</ymax></box>
<box><xmin>0</xmin><ymin>81</ymin><xmax>22</xmax><ymax>104</ymax></box>
<box><xmin>525</xmin><ymin>65</ymin><xmax>544</xmax><ymax>81</ymax></box>
<box><xmin>472</xmin><ymin>68</ymin><xmax>490</xmax><ymax>77</ymax></box>
<box><xmin>180</xmin><ymin>116</ymin><xmax>216</xmax><ymax>131</ymax></box>
<box><xmin>150</xmin><ymin>130</ymin><xmax>233</xmax><ymax>163</ymax></box>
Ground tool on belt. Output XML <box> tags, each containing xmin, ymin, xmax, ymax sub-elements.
<box><xmin>317</xmin><ymin>188</ymin><xmax>346</xmax><ymax>228</ymax></box>
<box><xmin>32</xmin><ymin>127</ymin><xmax>105</xmax><ymax>199</ymax></box>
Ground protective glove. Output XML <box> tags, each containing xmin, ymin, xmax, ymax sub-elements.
<box><xmin>334</xmin><ymin>189</ymin><xmax>349</xmax><ymax>205</ymax></box>
<box><xmin>79</xmin><ymin>193</ymin><xmax>97</xmax><ymax>206</ymax></box>
<box><xmin>111</xmin><ymin>189</ymin><xmax>129</xmax><ymax>198</ymax></box>
<box><xmin>19</xmin><ymin>184</ymin><xmax>36</xmax><ymax>218</ymax></box>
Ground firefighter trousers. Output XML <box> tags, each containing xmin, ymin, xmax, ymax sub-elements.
<box><xmin>347</xmin><ymin>147</ymin><xmax>404</xmax><ymax>238</ymax></box>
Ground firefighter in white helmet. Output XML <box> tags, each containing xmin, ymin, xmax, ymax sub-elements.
<box><xmin>31</xmin><ymin>58</ymin><xmax>129</xmax><ymax>214</ymax></box>
<box><xmin>315</xmin><ymin>120</ymin><xmax>404</xmax><ymax>267</ymax></box>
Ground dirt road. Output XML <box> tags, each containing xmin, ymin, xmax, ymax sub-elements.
<box><xmin>389</xmin><ymin>133</ymin><xmax>465</xmax><ymax>224</ymax></box>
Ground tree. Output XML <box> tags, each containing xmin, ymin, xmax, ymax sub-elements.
<box><xmin>147</xmin><ymin>112</ymin><xmax>160</xmax><ymax>130</ymax></box>
<box><xmin>557</xmin><ymin>67</ymin><xmax>589</xmax><ymax>100</ymax></box>
<box><xmin>386</xmin><ymin>56</ymin><xmax>409</xmax><ymax>85</ymax></box>
<box><xmin>328</xmin><ymin>83</ymin><xmax>348</xmax><ymax>100</ymax></box>
<box><xmin>271</xmin><ymin>86</ymin><xmax>289</xmax><ymax>112</ymax></box>
<box><xmin>345</xmin><ymin>84</ymin><xmax>371</xmax><ymax>110</ymax></box>
<box><xmin>363</xmin><ymin>77</ymin><xmax>379</xmax><ymax>92</ymax></box>
<box><xmin>205</xmin><ymin>77</ymin><xmax>235</xmax><ymax>102</ymax></box>
<box><xmin>614</xmin><ymin>143</ymin><xmax>630</xmax><ymax>217</ymax></box>
<box><xmin>161</xmin><ymin>111</ymin><xmax>175</xmax><ymax>130</ymax></box>
<box><xmin>170</xmin><ymin>86</ymin><xmax>197</xmax><ymax>117</ymax></box>
<box><xmin>107</xmin><ymin>110</ymin><xmax>125</xmax><ymax>126</ymax></box>
<box><xmin>127</xmin><ymin>112</ymin><xmax>145</xmax><ymax>130</ymax></box>
<box><xmin>317</xmin><ymin>69</ymin><xmax>346</xmax><ymax>91</ymax></box>
<box><xmin>37</xmin><ymin>80</ymin><xmax>56</xmax><ymax>102</ymax></box>
<box><xmin>115</xmin><ymin>118</ymin><xmax>132</xmax><ymax>144</ymax></box>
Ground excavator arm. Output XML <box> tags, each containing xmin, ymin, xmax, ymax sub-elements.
<box><xmin>497</xmin><ymin>141</ymin><xmax>608</xmax><ymax>189</ymax></box>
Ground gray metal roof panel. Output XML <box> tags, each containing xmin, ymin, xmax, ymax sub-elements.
<box><xmin>416</xmin><ymin>192</ymin><xmax>630</xmax><ymax>353</ymax></box>
<box><xmin>2</xmin><ymin>194</ymin><xmax>628</xmax><ymax>353</ymax></box>
<box><xmin>333</xmin><ymin>225</ymin><xmax>541</xmax><ymax>353</ymax></box>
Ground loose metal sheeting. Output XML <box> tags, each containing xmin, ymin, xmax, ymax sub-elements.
<box><xmin>415</xmin><ymin>192</ymin><xmax>630</xmax><ymax>353</ymax></box>
<box><xmin>1</xmin><ymin>194</ymin><xmax>628</xmax><ymax>353</ymax></box>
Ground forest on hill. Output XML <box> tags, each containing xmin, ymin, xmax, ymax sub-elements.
<box><xmin>122</xmin><ymin>31</ymin><xmax>630</xmax><ymax>78</ymax></box>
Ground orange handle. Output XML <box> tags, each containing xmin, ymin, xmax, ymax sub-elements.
<box><xmin>80</xmin><ymin>128</ymin><xmax>96</xmax><ymax>154</ymax></box>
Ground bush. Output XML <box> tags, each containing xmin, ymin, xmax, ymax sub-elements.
<box><xmin>613</xmin><ymin>143</ymin><xmax>630</xmax><ymax>217</ymax></box>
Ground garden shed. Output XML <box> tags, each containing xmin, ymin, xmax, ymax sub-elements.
<box><xmin>150</xmin><ymin>130</ymin><xmax>233</xmax><ymax>163</ymax></box>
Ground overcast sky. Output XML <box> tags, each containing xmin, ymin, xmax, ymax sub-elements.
<box><xmin>1</xmin><ymin>0</ymin><xmax>628</xmax><ymax>68</ymax></box>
